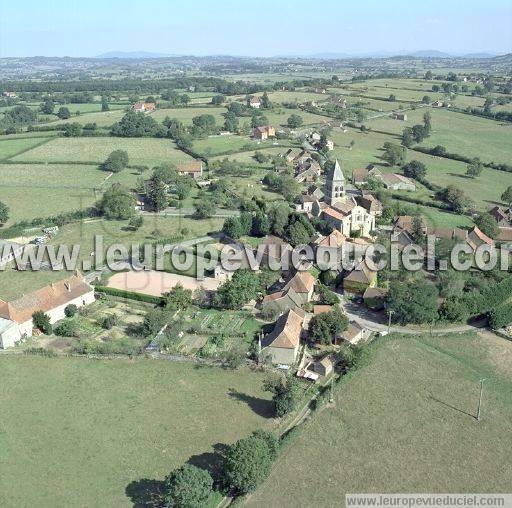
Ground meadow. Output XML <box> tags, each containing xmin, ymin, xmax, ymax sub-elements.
<box><xmin>0</xmin><ymin>356</ymin><xmax>274</xmax><ymax>507</ymax></box>
<box><xmin>12</xmin><ymin>136</ymin><xmax>193</xmax><ymax>167</ymax></box>
<box><xmin>248</xmin><ymin>332</ymin><xmax>512</xmax><ymax>507</ymax></box>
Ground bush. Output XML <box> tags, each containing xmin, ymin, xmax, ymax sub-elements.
<box><xmin>64</xmin><ymin>304</ymin><xmax>78</xmax><ymax>318</ymax></box>
<box><xmin>102</xmin><ymin>314</ymin><xmax>119</xmax><ymax>330</ymax></box>
<box><xmin>54</xmin><ymin>319</ymin><xmax>80</xmax><ymax>337</ymax></box>
<box><xmin>32</xmin><ymin>311</ymin><xmax>52</xmax><ymax>334</ymax></box>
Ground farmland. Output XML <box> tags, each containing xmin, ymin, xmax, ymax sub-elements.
<box><xmin>247</xmin><ymin>332</ymin><xmax>512</xmax><ymax>507</ymax></box>
<box><xmin>12</xmin><ymin>136</ymin><xmax>192</xmax><ymax>167</ymax></box>
<box><xmin>0</xmin><ymin>355</ymin><xmax>274</xmax><ymax>507</ymax></box>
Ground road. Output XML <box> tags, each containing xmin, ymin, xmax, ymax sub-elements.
<box><xmin>341</xmin><ymin>299</ymin><xmax>487</xmax><ymax>335</ymax></box>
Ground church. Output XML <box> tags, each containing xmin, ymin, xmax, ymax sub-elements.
<box><xmin>311</xmin><ymin>160</ymin><xmax>375</xmax><ymax>238</ymax></box>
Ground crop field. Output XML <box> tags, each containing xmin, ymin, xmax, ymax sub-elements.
<box><xmin>248</xmin><ymin>332</ymin><xmax>512</xmax><ymax>507</ymax></box>
<box><xmin>266</xmin><ymin>90</ymin><xmax>331</xmax><ymax>104</ymax></box>
<box><xmin>12</xmin><ymin>136</ymin><xmax>193</xmax><ymax>167</ymax></box>
<box><xmin>0</xmin><ymin>355</ymin><xmax>274</xmax><ymax>507</ymax></box>
<box><xmin>418</xmin><ymin>109</ymin><xmax>512</xmax><ymax>164</ymax></box>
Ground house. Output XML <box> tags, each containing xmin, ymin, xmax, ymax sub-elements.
<box><xmin>176</xmin><ymin>160</ymin><xmax>203</xmax><ymax>180</ymax></box>
<box><xmin>431</xmin><ymin>100</ymin><xmax>450</xmax><ymax>108</ymax></box>
<box><xmin>489</xmin><ymin>206</ymin><xmax>511</xmax><ymax>227</ymax></box>
<box><xmin>132</xmin><ymin>102</ymin><xmax>156</xmax><ymax>113</ymax></box>
<box><xmin>426</xmin><ymin>227</ymin><xmax>467</xmax><ymax>241</ymax></box>
<box><xmin>338</xmin><ymin>320</ymin><xmax>366</xmax><ymax>344</ymax></box>
<box><xmin>312</xmin><ymin>230</ymin><xmax>346</xmax><ymax>251</ymax></box>
<box><xmin>0</xmin><ymin>240</ymin><xmax>25</xmax><ymax>268</ymax></box>
<box><xmin>363</xmin><ymin>287</ymin><xmax>388</xmax><ymax>310</ymax></box>
<box><xmin>262</xmin><ymin>270</ymin><xmax>315</xmax><ymax>314</ymax></box>
<box><xmin>312</xmin><ymin>355</ymin><xmax>334</xmax><ymax>376</ymax></box>
<box><xmin>295</xmin><ymin>159</ymin><xmax>322</xmax><ymax>182</ymax></box>
<box><xmin>325</xmin><ymin>139</ymin><xmax>334</xmax><ymax>151</ymax></box>
<box><xmin>308</xmin><ymin>185</ymin><xmax>324</xmax><ymax>201</ymax></box>
<box><xmin>282</xmin><ymin>270</ymin><xmax>316</xmax><ymax>304</ymax></box>
<box><xmin>260</xmin><ymin>308</ymin><xmax>304</xmax><ymax>365</ymax></box>
<box><xmin>352</xmin><ymin>167</ymin><xmax>369</xmax><ymax>185</ymax></box>
<box><xmin>391</xmin><ymin>111</ymin><xmax>408</xmax><ymax>121</ymax></box>
<box><xmin>252</xmin><ymin>125</ymin><xmax>275</xmax><ymax>140</ymax></box>
<box><xmin>343</xmin><ymin>261</ymin><xmax>377</xmax><ymax>294</ymax></box>
<box><xmin>3</xmin><ymin>91</ymin><xmax>17</xmax><ymax>98</ymax></box>
<box><xmin>295</xmin><ymin>194</ymin><xmax>316</xmax><ymax>213</ymax></box>
<box><xmin>284</xmin><ymin>148</ymin><xmax>303</xmax><ymax>164</ymax></box>
<box><xmin>497</xmin><ymin>227</ymin><xmax>512</xmax><ymax>242</ymax></box>
<box><xmin>378</xmin><ymin>173</ymin><xmax>416</xmax><ymax>191</ymax></box>
<box><xmin>0</xmin><ymin>272</ymin><xmax>95</xmax><ymax>348</ymax></box>
<box><xmin>394</xmin><ymin>215</ymin><xmax>427</xmax><ymax>235</ymax></box>
<box><xmin>466</xmin><ymin>226</ymin><xmax>495</xmax><ymax>250</ymax></box>
<box><xmin>248</xmin><ymin>96</ymin><xmax>261</xmax><ymax>108</ymax></box>
<box><xmin>356</xmin><ymin>193</ymin><xmax>383</xmax><ymax>217</ymax></box>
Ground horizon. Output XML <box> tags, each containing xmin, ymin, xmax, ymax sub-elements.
<box><xmin>1</xmin><ymin>0</ymin><xmax>511</xmax><ymax>58</ymax></box>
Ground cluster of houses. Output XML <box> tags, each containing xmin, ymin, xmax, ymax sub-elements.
<box><xmin>351</xmin><ymin>164</ymin><xmax>416</xmax><ymax>191</ymax></box>
<box><xmin>252</xmin><ymin>125</ymin><xmax>276</xmax><ymax>140</ymax></box>
<box><xmin>0</xmin><ymin>271</ymin><xmax>95</xmax><ymax>349</ymax></box>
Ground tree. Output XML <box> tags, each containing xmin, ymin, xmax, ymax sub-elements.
<box><xmin>466</xmin><ymin>158</ymin><xmax>484</xmax><ymax>178</ymax></box>
<box><xmin>215</xmin><ymin>269</ymin><xmax>260</xmax><ymax>309</ymax></box>
<box><xmin>411</xmin><ymin>216</ymin><xmax>425</xmax><ymax>243</ymax></box>
<box><xmin>261</xmin><ymin>92</ymin><xmax>272</xmax><ymax>109</ymax></box>
<box><xmin>285</xmin><ymin>221</ymin><xmax>310</xmax><ymax>246</ymax></box>
<box><xmin>102</xmin><ymin>150</ymin><xmax>129</xmax><ymax>173</ymax></box>
<box><xmin>422</xmin><ymin>95</ymin><xmax>431</xmax><ymax>104</ymax></box>
<box><xmin>101</xmin><ymin>96</ymin><xmax>109</xmax><ymax>111</ymax></box>
<box><xmin>222</xmin><ymin>432</ymin><xmax>276</xmax><ymax>495</ymax></box>
<box><xmin>388</xmin><ymin>94</ymin><xmax>396</xmax><ymax>102</ymax></box>
<box><xmin>425</xmin><ymin>70</ymin><xmax>433</xmax><ymax>80</ymax></box>
<box><xmin>401</xmin><ymin>127</ymin><xmax>414</xmax><ymax>148</ymax></box>
<box><xmin>40</xmin><ymin>99</ymin><xmax>55</xmax><ymax>115</ymax></box>
<box><xmin>164</xmin><ymin>464</ymin><xmax>213</xmax><ymax>508</ymax></box>
<box><xmin>142</xmin><ymin>308</ymin><xmax>166</xmax><ymax>337</ymax></box>
<box><xmin>165</xmin><ymin>283</ymin><xmax>192</xmax><ymax>311</ymax></box>
<box><xmin>97</xmin><ymin>184</ymin><xmax>135</xmax><ymax>220</ymax></box>
<box><xmin>403</xmin><ymin>160</ymin><xmax>427</xmax><ymax>180</ymax></box>
<box><xmin>147</xmin><ymin>174</ymin><xmax>168</xmax><ymax>212</ymax></box>
<box><xmin>501</xmin><ymin>186</ymin><xmax>512</xmax><ymax>206</ymax></box>
<box><xmin>64</xmin><ymin>304</ymin><xmax>78</xmax><ymax>318</ymax></box>
<box><xmin>57</xmin><ymin>106</ymin><xmax>71</xmax><ymax>119</ymax></box>
<box><xmin>474</xmin><ymin>213</ymin><xmax>499</xmax><ymax>239</ymax></box>
<box><xmin>222</xmin><ymin>216</ymin><xmax>244</xmax><ymax>239</ymax></box>
<box><xmin>308</xmin><ymin>306</ymin><xmax>348</xmax><ymax>344</ymax></box>
<box><xmin>436</xmin><ymin>185</ymin><xmax>471</xmax><ymax>214</ymax></box>
<box><xmin>111</xmin><ymin>111</ymin><xmax>162</xmax><ymax>137</ymax></box>
<box><xmin>0</xmin><ymin>201</ymin><xmax>9</xmax><ymax>224</ymax></box>
<box><xmin>411</xmin><ymin>124</ymin><xmax>427</xmax><ymax>143</ymax></box>
<box><xmin>423</xmin><ymin>110</ymin><xmax>432</xmax><ymax>136</ymax></box>
<box><xmin>263</xmin><ymin>375</ymin><xmax>302</xmax><ymax>417</ymax></box>
<box><xmin>287</xmin><ymin>114</ymin><xmax>303</xmax><ymax>128</ymax></box>
<box><xmin>128</xmin><ymin>215</ymin><xmax>143</xmax><ymax>230</ymax></box>
<box><xmin>32</xmin><ymin>311</ymin><xmax>52</xmax><ymax>334</ymax></box>
<box><xmin>382</xmin><ymin>142</ymin><xmax>406</xmax><ymax>167</ymax></box>
<box><xmin>195</xmin><ymin>199</ymin><xmax>216</xmax><ymax>219</ymax></box>
<box><xmin>386</xmin><ymin>278</ymin><xmax>438</xmax><ymax>325</ymax></box>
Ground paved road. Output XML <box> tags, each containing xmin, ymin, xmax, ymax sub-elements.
<box><xmin>341</xmin><ymin>299</ymin><xmax>486</xmax><ymax>335</ymax></box>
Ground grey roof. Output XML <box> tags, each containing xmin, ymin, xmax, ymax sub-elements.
<box><xmin>332</xmin><ymin>159</ymin><xmax>345</xmax><ymax>182</ymax></box>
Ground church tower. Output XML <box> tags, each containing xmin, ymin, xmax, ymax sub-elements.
<box><xmin>325</xmin><ymin>159</ymin><xmax>345</xmax><ymax>205</ymax></box>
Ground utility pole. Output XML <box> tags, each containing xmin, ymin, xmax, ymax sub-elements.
<box><xmin>387</xmin><ymin>310</ymin><xmax>394</xmax><ymax>334</ymax></box>
<box><xmin>476</xmin><ymin>378</ymin><xmax>487</xmax><ymax>422</ymax></box>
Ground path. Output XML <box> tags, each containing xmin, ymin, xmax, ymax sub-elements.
<box><xmin>141</xmin><ymin>208</ymin><xmax>240</xmax><ymax>218</ymax></box>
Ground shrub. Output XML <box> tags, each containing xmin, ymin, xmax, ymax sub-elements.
<box><xmin>32</xmin><ymin>311</ymin><xmax>52</xmax><ymax>334</ymax></box>
<box><xmin>64</xmin><ymin>304</ymin><xmax>78</xmax><ymax>318</ymax></box>
<box><xmin>54</xmin><ymin>319</ymin><xmax>80</xmax><ymax>337</ymax></box>
<box><xmin>102</xmin><ymin>314</ymin><xmax>119</xmax><ymax>330</ymax></box>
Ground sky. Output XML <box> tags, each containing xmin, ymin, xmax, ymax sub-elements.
<box><xmin>1</xmin><ymin>0</ymin><xmax>511</xmax><ymax>57</ymax></box>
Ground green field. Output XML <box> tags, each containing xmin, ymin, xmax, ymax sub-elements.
<box><xmin>248</xmin><ymin>332</ymin><xmax>512</xmax><ymax>507</ymax></box>
<box><xmin>39</xmin><ymin>109</ymin><xmax>127</xmax><ymax>128</ymax></box>
<box><xmin>151</xmin><ymin>106</ymin><xmax>227</xmax><ymax>125</ymax></box>
<box><xmin>0</xmin><ymin>356</ymin><xmax>274</xmax><ymax>507</ymax></box>
<box><xmin>419</xmin><ymin>109</ymin><xmax>512</xmax><ymax>165</ymax></box>
<box><xmin>0</xmin><ymin>136</ymin><xmax>54</xmax><ymax>160</ymax></box>
<box><xmin>12</xmin><ymin>136</ymin><xmax>193</xmax><ymax>167</ymax></box>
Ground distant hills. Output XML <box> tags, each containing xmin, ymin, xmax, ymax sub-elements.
<box><xmin>96</xmin><ymin>51</ymin><xmax>177</xmax><ymax>58</ymax></box>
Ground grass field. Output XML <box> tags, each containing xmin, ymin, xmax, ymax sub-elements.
<box><xmin>150</xmin><ymin>106</ymin><xmax>227</xmax><ymax>125</ymax></box>
<box><xmin>0</xmin><ymin>136</ymin><xmax>54</xmax><ymax>160</ymax></box>
<box><xmin>418</xmin><ymin>109</ymin><xmax>512</xmax><ymax>165</ymax></box>
<box><xmin>0</xmin><ymin>356</ymin><xmax>274</xmax><ymax>507</ymax></box>
<box><xmin>12</xmin><ymin>136</ymin><xmax>193</xmax><ymax>167</ymax></box>
<box><xmin>248</xmin><ymin>332</ymin><xmax>512</xmax><ymax>507</ymax></box>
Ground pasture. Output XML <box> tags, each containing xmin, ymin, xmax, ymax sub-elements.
<box><xmin>12</xmin><ymin>136</ymin><xmax>193</xmax><ymax>167</ymax></box>
<box><xmin>0</xmin><ymin>355</ymin><xmax>274</xmax><ymax>507</ymax></box>
<box><xmin>0</xmin><ymin>136</ymin><xmax>54</xmax><ymax>160</ymax></box>
<box><xmin>151</xmin><ymin>106</ymin><xmax>227</xmax><ymax>125</ymax></box>
<box><xmin>248</xmin><ymin>332</ymin><xmax>512</xmax><ymax>506</ymax></box>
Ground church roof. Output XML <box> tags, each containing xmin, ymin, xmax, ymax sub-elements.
<box><xmin>331</xmin><ymin>159</ymin><xmax>345</xmax><ymax>182</ymax></box>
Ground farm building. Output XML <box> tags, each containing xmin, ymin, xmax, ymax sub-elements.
<box><xmin>489</xmin><ymin>206</ymin><xmax>511</xmax><ymax>227</ymax></box>
<box><xmin>248</xmin><ymin>96</ymin><xmax>261</xmax><ymax>108</ymax></box>
<box><xmin>352</xmin><ymin>167</ymin><xmax>369</xmax><ymax>185</ymax></box>
<box><xmin>176</xmin><ymin>160</ymin><xmax>203</xmax><ymax>180</ymax></box>
<box><xmin>363</xmin><ymin>287</ymin><xmax>388</xmax><ymax>310</ymax></box>
<box><xmin>338</xmin><ymin>320</ymin><xmax>366</xmax><ymax>344</ymax></box>
<box><xmin>466</xmin><ymin>226</ymin><xmax>495</xmax><ymax>250</ymax></box>
<box><xmin>252</xmin><ymin>125</ymin><xmax>275</xmax><ymax>140</ymax></box>
<box><xmin>261</xmin><ymin>307</ymin><xmax>304</xmax><ymax>365</ymax></box>
<box><xmin>356</xmin><ymin>193</ymin><xmax>383</xmax><ymax>217</ymax></box>
<box><xmin>377</xmin><ymin>173</ymin><xmax>416</xmax><ymax>191</ymax></box>
<box><xmin>132</xmin><ymin>102</ymin><xmax>156</xmax><ymax>113</ymax></box>
<box><xmin>391</xmin><ymin>111</ymin><xmax>408</xmax><ymax>121</ymax></box>
<box><xmin>0</xmin><ymin>271</ymin><xmax>95</xmax><ymax>348</ymax></box>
